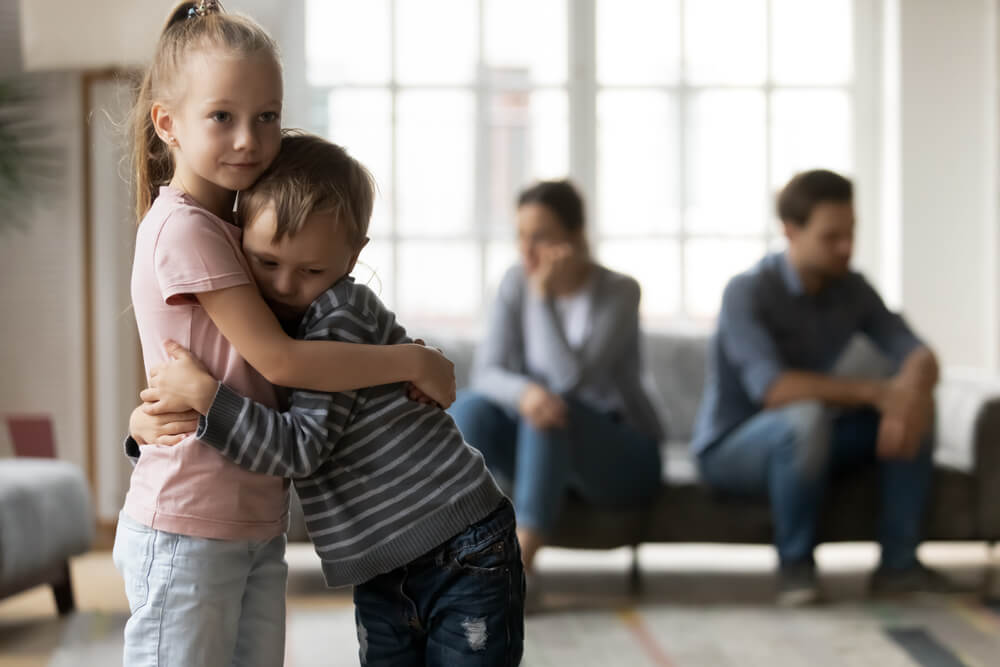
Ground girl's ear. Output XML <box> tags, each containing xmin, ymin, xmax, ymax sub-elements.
<box><xmin>151</xmin><ymin>102</ymin><xmax>174</xmax><ymax>145</ymax></box>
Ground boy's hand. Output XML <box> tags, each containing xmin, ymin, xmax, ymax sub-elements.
<box><xmin>129</xmin><ymin>404</ymin><xmax>199</xmax><ymax>446</ymax></box>
<box><xmin>410</xmin><ymin>344</ymin><xmax>456</xmax><ymax>408</ymax></box>
<box><xmin>143</xmin><ymin>340</ymin><xmax>219</xmax><ymax>416</ymax></box>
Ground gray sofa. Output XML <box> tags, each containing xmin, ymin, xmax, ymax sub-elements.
<box><xmin>289</xmin><ymin>332</ymin><xmax>1000</xmax><ymax>588</ymax></box>
<box><xmin>0</xmin><ymin>458</ymin><xmax>94</xmax><ymax>614</ymax></box>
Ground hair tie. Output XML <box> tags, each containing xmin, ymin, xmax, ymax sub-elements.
<box><xmin>187</xmin><ymin>0</ymin><xmax>219</xmax><ymax>19</ymax></box>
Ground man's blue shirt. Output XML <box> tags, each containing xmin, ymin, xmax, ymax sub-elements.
<box><xmin>691</xmin><ymin>252</ymin><xmax>923</xmax><ymax>454</ymax></box>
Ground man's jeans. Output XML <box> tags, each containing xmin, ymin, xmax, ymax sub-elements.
<box><xmin>697</xmin><ymin>404</ymin><xmax>934</xmax><ymax>570</ymax></box>
<box><xmin>353</xmin><ymin>499</ymin><xmax>525</xmax><ymax>666</ymax></box>
<box><xmin>448</xmin><ymin>391</ymin><xmax>662</xmax><ymax>535</ymax></box>
<box><xmin>113</xmin><ymin>511</ymin><xmax>288</xmax><ymax>667</ymax></box>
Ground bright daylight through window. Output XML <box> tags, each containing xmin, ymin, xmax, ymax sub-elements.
<box><xmin>305</xmin><ymin>0</ymin><xmax>854</xmax><ymax>331</ymax></box>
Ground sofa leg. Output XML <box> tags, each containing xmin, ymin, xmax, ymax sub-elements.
<box><xmin>628</xmin><ymin>545</ymin><xmax>642</xmax><ymax>597</ymax></box>
<box><xmin>51</xmin><ymin>561</ymin><xmax>76</xmax><ymax>616</ymax></box>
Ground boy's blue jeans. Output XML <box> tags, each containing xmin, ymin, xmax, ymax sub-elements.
<box><xmin>353</xmin><ymin>499</ymin><xmax>525</xmax><ymax>666</ymax></box>
<box><xmin>697</xmin><ymin>403</ymin><xmax>934</xmax><ymax>570</ymax></box>
<box><xmin>448</xmin><ymin>391</ymin><xmax>661</xmax><ymax>535</ymax></box>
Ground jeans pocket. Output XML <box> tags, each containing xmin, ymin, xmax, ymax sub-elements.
<box><xmin>113</xmin><ymin>516</ymin><xmax>155</xmax><ymax>613</ymax></box>
<box><xmin>453</xmin><ymin>535</ymin><xmax>512</xmax><ymax>576</ymax></box>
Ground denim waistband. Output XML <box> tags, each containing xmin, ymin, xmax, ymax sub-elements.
<box><xmin>411</xmin><ymin>498</ymin><xmax>515</xmax><ymax>567</ymax></box>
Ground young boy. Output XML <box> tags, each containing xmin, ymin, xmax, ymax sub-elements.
<box><xmin>132</xmin><ymin>132</ymin><xmax>525</xmax><ymax>666</ymax></box>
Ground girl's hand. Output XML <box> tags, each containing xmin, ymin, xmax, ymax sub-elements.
<box><xmin>129</xmin><ymin>404</ymin><xmax>199</xmax><ymax>446</ymax></box>
<box><xmin>518</xmin><ymin>383</ymin><xmax>568</xmax><ymax>430</ymax></box>
<box><xmin>406</xmin><ymin>338</ymin><xmax>442</xmax><ymax>407</ymax></box>
<box><xmin>409</xmin><ymin>344</ymin><xmax>456</xmax><ymax>409</ymax></box>
<box><xmin>143</xmin><ymin>340</ymin><xmax>219</xmax><ymax>415</ymax></box>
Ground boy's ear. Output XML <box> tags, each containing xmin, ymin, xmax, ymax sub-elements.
<box><xmin>150</xmin><ymin>102</ymin><xmax>174</xmax><ymax>145</ymax></box>
<box><xmin>345</xmin><ymin>237</ymin><xmax>370</xmax><ymax>275</ymax></box>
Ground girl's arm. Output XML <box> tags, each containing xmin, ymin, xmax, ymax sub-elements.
<box><xmin>196</xmin><ymin>284</ymin><xmax>455</xmax><ymax>405</ymax></box>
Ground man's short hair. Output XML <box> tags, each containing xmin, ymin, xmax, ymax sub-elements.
<box><xmin>776</xmin><ymin>169</ymin><xmax>853</xmax><ymax>227</ymax></box>
<box><xmin>238</xmin><ymin>130</ymin><xmax>376</xmax><ymax>247</ymax></box>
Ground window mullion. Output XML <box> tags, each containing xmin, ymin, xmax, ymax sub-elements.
<box><xmin>678</xmin><ymin>0</ymin><xmax>688</xmax><ymax>318</ymax></box>
<box><xmin>569</xmin><ymin>0</ymin><xmax>597</xmax><ymax>238</ymax></box>
<box><xmin>765</xmin><ymin>0</ymin><xmax>775</xmax><ymax>250</ymax></box>
<box><xmin>475</xmin><ymin>0</ymin><xmax>490</xmax><ymax>324</ymax></box>
<box><xmin>389</xmin><ymin>0</ymin><xmax>400</xmax><ymax>308</ymax></box>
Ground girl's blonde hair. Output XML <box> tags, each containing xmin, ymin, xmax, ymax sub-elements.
<box><xmin>128</xmin><ymin>1</ymin><xmax>280</xmax><ymax>224</ymax></box>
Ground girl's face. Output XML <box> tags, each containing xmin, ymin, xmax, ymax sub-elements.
<box><xmin>155</xmin><ymin>48</ymin><xmax>282</xmax><ymax>210</ymax></box>
<box><xmin>516</xmin><ymin>202</ymin><xmax>578</xmax><ymax>275</ymax></box>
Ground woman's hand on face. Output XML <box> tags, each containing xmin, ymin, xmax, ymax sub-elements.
<box><xmin>129</xmin><ymin>404</ymin><xmax>199</xmax><ymax>446</ymax></box>
<box><xmin>531</xmin><ymin>242</ymin><xmax>575</xmax><ymax>297</ymax></box>
<box><xmin>518</xmin><ymin>383</ymin><xmax>568</xmax><ymax>430</ymax></box>
<box><xmin>142</xmin><ymin>340</ymin><xmax>219</xmax><ymax>416</ymax></box>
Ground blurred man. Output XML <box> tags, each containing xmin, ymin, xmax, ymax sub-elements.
<box><xmin>691</xmin><ymin>169</ymin><xmax>950</xmax><ymax>605</ymax></box>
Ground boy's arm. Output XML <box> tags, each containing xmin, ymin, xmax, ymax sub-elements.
<box><xmin>196</xmin><ymin>382</ymin><xmax>354</xmax><ymax>479</ymax></box>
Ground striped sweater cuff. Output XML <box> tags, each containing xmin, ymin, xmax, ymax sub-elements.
<box><xmin>196</xmin><ymin>382</ymin><xmax>246</xmax><ymax>449</ymax></box>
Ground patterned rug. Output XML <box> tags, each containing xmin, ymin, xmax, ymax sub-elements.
<box><xmin>40</xmin><ymin>597</ymin><xmax>1000</xmax><ymax>667</ymax></box>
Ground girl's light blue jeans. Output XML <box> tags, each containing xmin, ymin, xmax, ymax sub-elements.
<box><xmin>113</xmin><ymin>511</ymin><xmax>288</xmax><ymax>666</ymax></box>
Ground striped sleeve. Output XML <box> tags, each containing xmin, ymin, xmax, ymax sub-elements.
<box><xmin>195</xmin><ymin>297</ymin><xmax>381</xmax><ymax>479</ymax></box>
<box><xmin>196</xmin><ymin>381</ymin><xmax>357</xmax><ymax>479</ymax></box>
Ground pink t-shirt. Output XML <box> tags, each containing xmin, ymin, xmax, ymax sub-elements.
<box><xmin>124</xmin><ymin>186</ymin><xmax>288</xmax><ymax>541</ymax></box>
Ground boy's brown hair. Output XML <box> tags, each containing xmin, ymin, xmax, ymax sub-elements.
<box><xmin>238</xmin><ymin>130</ymin><xmax>376</xmax><ymax>247</ymax></box>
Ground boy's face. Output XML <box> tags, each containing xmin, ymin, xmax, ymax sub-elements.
<box><xmin>243</xmin><ymin>204</ymin><xmax>364</xmax><ymax>321</ymax></box>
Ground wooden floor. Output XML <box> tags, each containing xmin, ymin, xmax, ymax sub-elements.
<box><xmin>0</xmin><ymin>542</ymin><xmax>995</xmax><ymax>666</ymax></box>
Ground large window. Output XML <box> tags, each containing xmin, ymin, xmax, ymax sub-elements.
<box><xmin>305</xmin><ymin>0</ymin><xmax>856</xmax><ymax>330</ymax></box>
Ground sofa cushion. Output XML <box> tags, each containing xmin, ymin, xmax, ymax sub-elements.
<box><xmin>0</xmin><ymin>459</ymin><xmax>94</xmax><ymax>583</ymax></box>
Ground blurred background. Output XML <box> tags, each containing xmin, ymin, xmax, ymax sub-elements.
<box><xmin>0</xmin><ymin>0</ymin><xmax>996</xmax><ymax>532</ymax></box>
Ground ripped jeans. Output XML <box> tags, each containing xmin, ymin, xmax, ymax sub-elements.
<box><xmin>353</xmin><ymin>499</ymin><xmax>525</xmax><ymax>666</ymax></box>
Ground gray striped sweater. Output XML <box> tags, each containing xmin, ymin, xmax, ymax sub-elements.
<box><xmin>195</xmin><ymin>276</ymin><xmax>505</xmax><ymax>588</ymax></box>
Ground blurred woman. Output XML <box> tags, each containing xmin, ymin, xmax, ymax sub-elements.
<box><xmin>449</xmin><ymin>180</ymin><xmax>665</xmax><ymax>573</ymax></box>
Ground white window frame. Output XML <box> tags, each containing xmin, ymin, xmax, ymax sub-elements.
<box><xmin>294</xmin><ymin>0</ymin><xmax>881</xmax><ymax>331</ymax></box>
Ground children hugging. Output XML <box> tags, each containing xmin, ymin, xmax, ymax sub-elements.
<box><xmin>117</xmin><ymin>1</ymin><xmax>521</xmax><ymax>666</ymax></box>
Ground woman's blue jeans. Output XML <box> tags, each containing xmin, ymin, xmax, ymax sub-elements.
<box><xmin>448</xmin><ymin>390</ymin><xmax>662</xmax><ymax>535</ymax></box>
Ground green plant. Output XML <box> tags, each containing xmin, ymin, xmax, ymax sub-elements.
<box><xmin>0</xmin><ymin>78</ymin><xmax>61</xmax><ymax>233</ymax></box>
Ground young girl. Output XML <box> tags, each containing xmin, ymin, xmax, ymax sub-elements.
<box><xmin>116</xmin><ymin>3</ymin><xmax>454</xmax><ymax>665</ymax></box>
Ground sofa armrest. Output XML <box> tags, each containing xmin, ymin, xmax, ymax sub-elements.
<box><xmin>936</xmin><ymin>369</ymin><xmax>1000</xmax><ymax>540</ymax></box>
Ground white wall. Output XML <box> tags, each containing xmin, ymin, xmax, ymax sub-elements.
<box><xmin>0</xmin><ymin>72</ymin><xmax>87</xmax><ymax>467</ymax></box>
<box><xmin>884</xmin><ymin>0</ymin><xmax>999</xmax><ymax>369</ymax></box>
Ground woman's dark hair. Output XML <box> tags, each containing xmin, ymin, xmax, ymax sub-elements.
<box><xmin>517</xmin><ymin>179</ymin><xmax>585</xmax><ymax>233</ymax></box>
<box><xmin>776</xmin><ymin>169</ymin><xmax>853</xmax><ymax>227</ymax></box>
